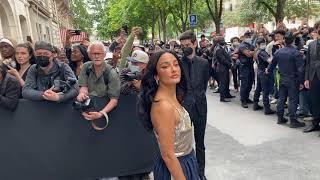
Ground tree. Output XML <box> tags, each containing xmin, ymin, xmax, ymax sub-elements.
<box><xmin>169</xmin><ymin>0</ymin><xmax>194</xmax><ymax>32</ymax></box>
<box><xmin>70</xmin><ymin>0</ymin><xmax>93</xmax><ymax>34</ymax></box>
<box><xmin>223</xmin><ymin>0</ymin><xmax>320</xmax><ymax>28</ymax></box>
<box><xmin>256</xmin><ymin>0</ymin><xmax>286</xmax><ymax>23</ymax></box>
<box><xmin>205</xmin><ymin>0</ymin><xmax>224</xmax><ymax>34</ymax></box>
<box><xmin>223</xmin><ymin>0</ymin><xmax>273</xmax><ymax>27</ymax></box>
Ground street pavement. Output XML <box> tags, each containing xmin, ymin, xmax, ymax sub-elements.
<box><xmin>205</xmin><ymin>90</ymin><xmax>320</xmax><ymax>180</ymax></box>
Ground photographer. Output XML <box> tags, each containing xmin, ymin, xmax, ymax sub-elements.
<box><xmin>22</xmin><ymin>41</ymin><xmax>79</xmax><ymax>102</ymax></box>
<box><xmin>120</xmin><ymin>50</ymin><xmax>149</xmax><ymax>95</ymax></box>
<box><xmin>0</xmin><ymin>65</ymin><xmax>21</xmax><ymax>110</ymax></box>
<box><xmin>77</xmin><ymin>42</ymin><xmax>120</xmax><ymax>121</ymax></box>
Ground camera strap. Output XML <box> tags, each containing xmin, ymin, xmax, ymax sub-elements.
<box><xmin>91</xmin><ymin>111</ymin><xmax>109</xmax><ymax>131</ymax></box>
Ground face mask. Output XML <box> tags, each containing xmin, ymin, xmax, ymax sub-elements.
<box><xmin>218</xmin><ymin>40</ymin><xmax>225</xmax><ymax>46</ymax></box>
<box><xmin>260</xmin><ymin>43</ymin><xmax>266</xmax><ymax>49</ymax></box>
<box><xmin>36</xmin><ymin>56</ymin><xmax>50</xmax><ymax>68</ymax></box>
<box><xmin>244</xmin><ymin>38</ymin><xmax>252</xmax><ymax>44</ymax></box>
<box><xmin>182</xmin><ymin>47</ymin><xmax>193</xmax><ymax>57</ymax></box>
<box><xmin>129</xmin><ymin>63</ymin><xmax>140</xmax><ymax>73</ymax></box>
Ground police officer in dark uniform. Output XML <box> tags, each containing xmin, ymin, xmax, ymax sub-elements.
<box><xmin>267</xmin><ymin>32</ymin><xmax>305</xmax><ymax>128</ymax></box>
<box><xmin>239</xmin><ymin>31</ymin><xmax>255</xmax><ymax>108</ymax></box>
<box><xmin>253</xmin><ymin>38</ymin><xmax>276</xmax><ymax>115</ymax></box>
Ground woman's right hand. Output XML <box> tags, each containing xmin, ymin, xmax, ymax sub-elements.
<box><xmin>7</xmin><ymin>66</ymin><xmax>20</xmax><ymax>78</ymax></box>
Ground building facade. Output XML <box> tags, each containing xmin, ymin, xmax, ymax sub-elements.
<box><xmin>0</xmin><ymin>0</ymin><xmax>73</xmax><ymax>47</ymax></box>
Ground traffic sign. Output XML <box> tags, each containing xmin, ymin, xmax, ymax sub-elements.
<box><xmin>189</xmin><ymin>14</ymin><xmax>197</xmax><ymax>27</ymax></box>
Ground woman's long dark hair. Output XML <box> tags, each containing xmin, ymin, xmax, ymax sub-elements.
<box><xmin>138</xmin><ymin>50</ymin><xmax>188</xmax><ymax>131</ymax></box>
<box><xmin>14</xmin><ymin>43</ymin><xmax>36</xmax><ymax>71</ymax></box>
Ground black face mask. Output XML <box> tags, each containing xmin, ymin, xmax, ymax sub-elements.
<box><xmin>182</xmin><ymin>47</ymin><xmax>193</xmax><ymax>57</ymax></box>
<box><xmin>36</xmin><ymin>56</ymin><xmax>50</xmax><ymax>68</ymax></box>
<box><xmin>218</xmin><ymin>40</ymin><xmax>226</xmax><ymax>46</ymax></box>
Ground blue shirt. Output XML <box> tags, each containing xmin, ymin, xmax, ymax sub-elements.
<box><xmin>268</xmin><ymin>45</ymin><xmax>304</xmax><ymax>84</ymax></box>
<box><xmin>238</xmin><ymin>42</ymin><xmax>255</xmax><ymax>65</ymax></box>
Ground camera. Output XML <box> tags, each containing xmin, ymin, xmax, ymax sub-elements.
<box><xmin>301</xmin><ymin>45</ymin><xmax>308</xmax><ymax>55</ymax></box>
<box><xmin>52</xmin><ymin>77</ymin><xmax>77</xmax><ymax>93</ymax></box>
<box><xmin>124</xmin><ymin>72</ymin><xmax>142</xmax><ymax>81</ymax></box>
<box><xmin>73</xmin><ymin>98</ymin><xmax>95</xmax><ymax>112</ymax></box>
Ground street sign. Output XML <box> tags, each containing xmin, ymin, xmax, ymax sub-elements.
<box><xmin>189</xmin><ymin>14</ymin><xmax>197</xmax><ymax>27</ymax></box>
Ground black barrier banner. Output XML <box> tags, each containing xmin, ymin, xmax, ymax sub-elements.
<box><xmin>0</xmin><ymin>95</ymin><xmax>159</xmax><ymax>180</ymax></box>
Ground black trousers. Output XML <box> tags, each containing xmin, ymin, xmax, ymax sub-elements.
<box><xmin>190</xmin><ymin>106</ymin><xmax>207</xmax><ymax>177</ymax></box>
<box><xmin>310</xmin><ymin>76</ymin><xmax>320</xmax><ymax>124</ymax></box>
<box><xmin>240</xmin><ymin>65</ymin><xmax>254</xmax><ymax>103</ymax></box>
<box><xmin>277</xmin><ymin>78</ymin><xmax>299</xmax><ymax>119</ymax></box>
<box><xmin>253</xmin><ymin>71</ymin><xmax>273</xmax><ymax>107</ymax></box>
<box><xmin>231</xmin><ymin>67</ymin><xmax>239</xmax><ymax>90</ymax></box>
<box><xmin>218</xmin><ymin>71</ymin><xmax>229</xmax><ymax>99</ymax></box>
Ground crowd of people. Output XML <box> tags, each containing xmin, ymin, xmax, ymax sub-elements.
<box><xmin>197</xmin><ymin>21</ymin><xmax>320</xmax><ymax>132</ymax></box>
<box><xmin>0</xmin><ymin>20</ymin><xmax>319</xmax><ymax>180</ymax></box>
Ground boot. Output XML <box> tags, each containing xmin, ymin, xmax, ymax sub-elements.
<box><xmin>253</xmin><ymin>103</ymin><xmax>263</xmax><ymax>111</ymax></box>
<box><xmin>264</xmin><ymin>106</ymin><xmax>276</xmax><ymax>115</ymax></box>
<box><xmin>289</xmin><ymin>118</ymin><xmax>305</xmax><ymax>128</ymax></box>
<box><xmin>303</xmin><ymin>124</ymin><xmax>320</xmax><ymax>133</ymax></box>
<box><xmin>277</xmin><ymin>116</ymin><xmax>288</xmax><ymax>124</ymax></box>
<box><xmin>220</xmin><ymin>98</ymin><xmax>231</xmax><ymax>102</ymax></box>
<box><xmin>241</xmin><ymin>102</ymin><xmax>248</xmax><ymax>108</ymax></box>
<box><xmin>247</xmin><ymin>99</ymin><xmax>254</xmax><ymax>104</ymax></box>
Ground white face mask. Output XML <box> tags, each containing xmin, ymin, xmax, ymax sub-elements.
<box><xmin>244</xmin><ymin>38</ymin><xmax>252</xmax><ymax>44</ymax></box>
<box><xmin>260</xmin><ymin>43</ymin><xmax>266</xmax><ymax>49</ymax></box>
<box><xmin>129</xmin><ymin>63</ymin><xmax>140</xmax><ymax>73</ymax></box>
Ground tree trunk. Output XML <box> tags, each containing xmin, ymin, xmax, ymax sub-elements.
<box><xmin>205</xmin><ymin>0</ymin><xmax>224</xmax><ymax>34</ymax></box>
<box><xmin>163</xmin><ymin>23</ymin><xmax>167</xmax><ymax>43</ymax></box>
<box><xmin>158</xmin><ymin>18</ymin><xmax>162</xmax><ymax>42</ymax></box>
<box><xmin>275</xmin><ymin>0</ymin><xmax>286</xmax><ymax>23</ymax></box>
<box><xmin>160</xmin><ymin>9</ymin><xmax>167</xmax><ymax>43</ymax></box>
<box><xmin>215</xmin><ymin>20</ymin><xmax>221</xmax><ymax>34</ymax></box>
<box><xmin>151</xmin><ymin>11</ymin><xmax>155</xmax><ymax>43</ymax></box>
<box><xmin>182</xmin><ymin>22</ymin><xmax>187</xmax><ymax>32</ymax></box>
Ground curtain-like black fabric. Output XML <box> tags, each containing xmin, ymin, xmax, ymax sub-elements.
<box><xmin>0</xmin><ymin>95</ymin><xmax>159</xmax><ymax>180</ymax></box>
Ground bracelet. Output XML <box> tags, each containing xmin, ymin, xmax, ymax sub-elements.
<box><xmin>91</xmin><ymin>111</ymin><xmax>109</xmax><ymax>131</ymax></box>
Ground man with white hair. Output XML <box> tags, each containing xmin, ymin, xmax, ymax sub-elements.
<box><xmin>77</xmin><ymin>41</ymin><xmax>120</xmax><ymax>122</ymax></box>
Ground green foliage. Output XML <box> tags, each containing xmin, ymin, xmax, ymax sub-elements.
<box><xmin>223</xmin><ymin>0</ymin><xmax>272</xmax><ymax>27</ymax></box>
<box><xmin>286</xmin><ymin>0</ymin><xmax>320</xmax><ymax>19</ymax></box>
<box><xmin>223</xmin><ymin>0</ymin><xmax>320</xmax><ymax>26</ymax></box>
<box><xmin>70</xmin><ymin>0</ymin><xmax>93</xmax><ymax>34</ymax></box>
<box><xmin>96</xmin><ymin>0</ymin><xmax>153</xmax><ymax>39</ymax></box>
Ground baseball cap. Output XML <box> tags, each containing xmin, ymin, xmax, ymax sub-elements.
<box><xmin>127</xmin><ymin>50</ymin><xmax>149</xmax><ymax>64</ymax></box>
<box><xmin>105</xmin><ymin>52</ymin><xmax>113</xmax><ymax>60</ymax></box>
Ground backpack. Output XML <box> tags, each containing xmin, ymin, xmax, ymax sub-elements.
<box><xmin>85</xmin><ymin>62</ymin><xmax>112</xmax><ymax>85</ymax></box>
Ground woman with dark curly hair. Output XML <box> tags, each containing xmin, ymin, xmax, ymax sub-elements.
<box><xmin>7</xmin><ymin>42</ymin><xmax>36</xmax><ymax>86</ymax></box>
<box><xmin>138</xmin><ymin>51</ymin><xmax>199</xmax><ymax>180</ymax></box>
<box><xmin>70</xmin><ymin>45</ymin><xmax>90</xmax><ymax>77</ymax></box>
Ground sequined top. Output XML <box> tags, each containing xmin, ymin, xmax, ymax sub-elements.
<box><xmin>155</xmin><ymin>105</ymin><xmax>194</xmax><ymax>157</ymax></box>
<box><xmin>174</xmin><ymin>107</ymin><xmax>194</xmax><ymax>157</ymax></box>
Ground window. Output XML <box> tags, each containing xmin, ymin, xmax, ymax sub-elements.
<box><xmin>46</xmin><ymin>26</ymin><xmax>51</xmax><ymax>42</ymax></box>
<box><xmin>36</xmin><ymin>23</ymin><xmax>43</xmax><ymax>41</ymax></box>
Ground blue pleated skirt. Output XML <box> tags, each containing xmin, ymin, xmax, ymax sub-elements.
<box><xmin>153</xmin><ymin>150</ymin><xmax>200</xmax><ymax>180</ymax></box>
